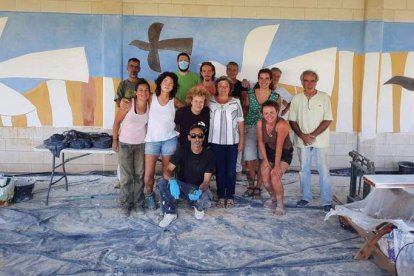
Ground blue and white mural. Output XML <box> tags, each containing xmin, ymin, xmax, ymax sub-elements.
<box><xmin>1</xmin><ymin>12</ymin><xmax>414</xmax><ymax>139</ymax></box>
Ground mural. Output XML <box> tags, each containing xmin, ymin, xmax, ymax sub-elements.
<box><xmin>130</xmin><ymin>22</ymin><xmax>193</xmax><ymax>72</ymax></box>
<box><xmin>0</xmin><ymin>12</ymin><xmax>414</xmax><ymax>139</ymax></box>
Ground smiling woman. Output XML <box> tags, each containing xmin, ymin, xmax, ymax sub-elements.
<box><xmin>209</xmin><ymin>76</ymin><xmax>245</xmax><ymax>208</ymax></box>
<box><xmin>175</xmin><ymin>85</ymin><xmax>211</xmax><ymax>148</ymax></box>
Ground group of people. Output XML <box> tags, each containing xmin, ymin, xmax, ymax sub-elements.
<box><xmin>112</xmin><ymin>54</ymin><xmax>334</xmax><ymax>228</ymax></box>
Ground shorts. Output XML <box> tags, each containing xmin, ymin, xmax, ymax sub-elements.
<box><xmin>145</xmin><ymin>136</ymin><xmax>177</xmax><ymax>156</ymax></box>
<box><xmin>244</xmin><ymin>125</ymin><xmax>262</xmax><ymax>161</ymax></box>
<box><xmin>265</xmin><ymin>145</ymin><xmax>294</xmax><ymax>165</ymax></box>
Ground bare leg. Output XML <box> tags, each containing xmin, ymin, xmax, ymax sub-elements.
<box><xmin>244</xmin><ymin>159</ymin><xmax>256</xmax><ymax>197</ymax></box>
<box><xmin>144</xmin><ymin>154</ymin><xmax>158</xmax><ymax>194</ymax></box>
<box><xmin>161</xmin><ymin>155</ymin><xmax>172</xmax><ymax>177</ymax></box>
<box><xmin>271</xmin><ymin>162</ymin><xmax>290</xmax><ymax>215</ymax></box>
<box><xmin>245</xmin><ymin>160</ymin><xmax>256</xmax><ymax>187</ymax></box>
<box><xmin>260</xmin><ymin>161</ymin><xmax>274</xmax><ymax>198</ymax></box>
<box><xmin>256</xmin><ymin>160</ymin><xmax>263</xmax><ymax>189</ymax></box>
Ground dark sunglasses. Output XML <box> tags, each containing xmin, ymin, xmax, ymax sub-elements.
<box><xmin>189</xmin><ymin>133</ymin><xmax>204</xmax><ymax>139</ymax></box>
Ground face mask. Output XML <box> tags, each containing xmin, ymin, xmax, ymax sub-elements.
<box><xmin>178</xmin><ymin>61</ymin><xmax>189</xmax><ymax>71</ymax></box>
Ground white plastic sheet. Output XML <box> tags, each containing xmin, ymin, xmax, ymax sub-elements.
<box><xmin>325</xmin><ymin>188</ymin><xmax>414</xmax><ymax>232</ymax></box>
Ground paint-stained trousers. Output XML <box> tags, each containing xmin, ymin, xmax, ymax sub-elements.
<box><xmin>158</xmin><ymin>177</ymin><xmax>212</xmax><ymax>214</ymax></box>
<box><xmin>118</xmin><ymin>142</ymin><xmax>145</xmax><ymax>208</ymax></box>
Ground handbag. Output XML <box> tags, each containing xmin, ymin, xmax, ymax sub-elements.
<box><xmin>0</xmin><ymin>175</ymin><xmax>15</xmax><ymax>207</ymax></box>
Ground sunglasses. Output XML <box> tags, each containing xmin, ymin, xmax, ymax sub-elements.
<box><xmin>189</xmin><ymin>133</ymin><xmax>204</xmax><ymax>139</ymax></box>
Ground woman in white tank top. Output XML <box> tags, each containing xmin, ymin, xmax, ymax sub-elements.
<box><xmin>144</xmin><ymin>72</ymin><xmax>179</xmax><ymax>209</ymax></box>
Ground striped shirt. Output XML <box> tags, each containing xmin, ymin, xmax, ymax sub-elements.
<box><xmin>208</xmin><ymin>97</ymin><xmax>244</xmax><ymax>145</ymax></box>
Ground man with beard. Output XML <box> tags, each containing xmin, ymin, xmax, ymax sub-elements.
<box><xmin>113</xmin><ymin>57</ymin><xmax>141</xmax><ymax>189</ymax></box>
<box><xmin>158</xmin><ymin>123</ymin><xmax>215</xmax><ymax>228</ymax></box>
<box><xmin>197</xmin><ymin>61</ymin><xmax>216</xmax><ymax>96</ymax></box>
<box><xmin>114</xmin><ymin>58</ymin><xmax>141</xmax><ymax>107</ymax></box>
<box><xmin>174</xmin><ymin>52</ymin><xmax>200</xmax><ymax>108</ymax></box>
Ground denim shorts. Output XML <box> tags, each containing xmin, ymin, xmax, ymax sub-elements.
<box><xmin>244</xmin><ymin>125</ymin><xmax>262</xmax><ymax>161</ymax></box>
<box><xmin>145</xmin><ymin>136</ymin><xmax>177</xmax><ymax>156</ymax></box>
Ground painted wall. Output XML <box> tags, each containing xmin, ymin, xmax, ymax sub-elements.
<box><xmin>1</xmin><ymin>0</ymin><xmax>414</xmax><ymax>173</ymax></box>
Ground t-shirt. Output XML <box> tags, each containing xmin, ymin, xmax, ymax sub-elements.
<box><xmin>275</xmin><ymin>86</ymin><xmax>293</xmax><ymax>103</ymax></box>
<box><xmin>175</xmin><ymin>106</ymin><xmax>210</xmax><ymax>147</ymax></box>
<box><xmin>175</xmin><ymin>71</ymin><xmax>200</xmax><ymax>104</ymax></box>
<box><xmin>171</xmin><ymin>147</ymin><xmax>216</xmax><ymax>186</ymax></box>
<box><xmin>114</xmin><ymin>79</ymin><xmax>139</xmax><ymax>101</ymax></box>
<box><xmin>231</xmin><ymin>79</ymin><xmax>246</xmax><ymax>99</ymax></box>
<box><xmin>288</xmin><ymin>91</ymin><xmax>333</xmax><ymax>148</ymax></box>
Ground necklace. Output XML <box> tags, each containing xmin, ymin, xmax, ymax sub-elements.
<box><xmin>266</xmin><ymin>124</ymin><xmax>274</xmax><ymax>138</ymax></box>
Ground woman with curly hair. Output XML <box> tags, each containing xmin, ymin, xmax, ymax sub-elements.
<box><xmin>175</xmin><ymin>85</ymin><xmax>211</xmax><ymax>149</ymax></box>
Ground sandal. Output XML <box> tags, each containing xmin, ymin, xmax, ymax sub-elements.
<box><xmin>226</xmin><ymin>199</ymin><xmax>235</xmax><ymax>208</ymax></box>
<box><xmin>275</xmin><ymin>206</ymin><xmax>286</xmax><ymax>216</ymax></box>
<box><xmin>253</xmin><ymin>188</ymin><xmax>262</xmax><ymax>199</ymax></box>
<box><xmin>216</xmin><ymin>198</ymin><xmax>226</xmax><ymax>208</ymax></box>
<box><xmin>243</xmin><ymin>186</ymin><xmax>254</xmax><ymax>197</ymax></box>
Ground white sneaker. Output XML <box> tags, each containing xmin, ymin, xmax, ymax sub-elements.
<box><xmin>159</xmin><ymin>213</ymin><xmax>177</xmax><ymax>228</ymax></box>
<box><xmin>194</xmin><ymin>206</ymin><xmax>205</xmax><ymax>220</ymax></box>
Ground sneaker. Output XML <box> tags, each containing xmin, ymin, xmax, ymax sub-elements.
<box><xmin>323</xmin><ymin>205</ymin><xmax>332</xmax><ymax>213</ymax></box>
<box><xmin>194</xmin><ymin>206</ymin><xmax>205</xmax><ymax>220</ymax></box>
<box><xmin>145</xmin><ymin>193</ymin><xmax>156</xmax><ymax>209</ymax></box>
<box><xmin>296</xmin><ymin>199</ymin><xmax>309</xmax><ymax>207</ymax></box>
<box><xmin>159</xmin><ymin>213</ymin><xmax>177</xmax><ymax>228</ymax></box>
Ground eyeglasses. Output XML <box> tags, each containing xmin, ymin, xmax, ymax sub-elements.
<box><xmin>189</xmin><ymin>133</ymin><xmax>204</xmax><ymax>139</ymax></box>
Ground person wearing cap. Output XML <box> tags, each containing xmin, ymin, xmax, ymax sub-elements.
<box><xmin>158</xmin><ymin>123</ymin><xmax>216</xmax><ymax>228</ymax></box>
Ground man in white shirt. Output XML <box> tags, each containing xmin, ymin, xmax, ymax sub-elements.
<box><xmin>288</xmin><ymin>70</ymin><xmax>333</xmax><ymax>213</ymax></box>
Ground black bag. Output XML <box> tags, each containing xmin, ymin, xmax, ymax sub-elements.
<box><xmin>44</xmin><ymin>134</ymin><xmax>69</xmax><ymax>157</ymax></box>
<box><xmin>92</xmin><ymin>136</ymin><xmax>113</xmax><ymax>148</ymax></box>
<box><xmin>70</xmin><ymin>138</ymin><xmax>93</xmax><ymax>149</ymax></box>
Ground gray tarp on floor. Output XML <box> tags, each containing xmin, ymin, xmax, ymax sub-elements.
<box><xmin>0</xmin><ymin>174</ymin><xmax>388</xmax><ymax>275</ymax></box>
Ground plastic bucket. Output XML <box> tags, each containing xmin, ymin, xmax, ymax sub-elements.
<box><xmin>398</xmin><ymin>161</ymin><xmax>414</xmax><ymax>174</ymax></box>
<box><xmin>13</xmin><ymin>178</ymin><xmax>35</xmax><ymax>203</ymax></box>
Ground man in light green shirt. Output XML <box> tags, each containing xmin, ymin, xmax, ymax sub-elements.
<box><xmin>288</xmin><ymin>70</ymin><xmax>333</xmax><ymax>213</ymax></box>
<box><xmin>174</xmin><ymin>52</ymin><xmax>200</xmax><ymax>108</ymax></box>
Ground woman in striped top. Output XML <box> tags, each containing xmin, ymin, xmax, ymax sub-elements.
<box><xmin>208</xmin><ymin>76</ymin><xmax>245</xmax><ymax>208</ymax></box>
